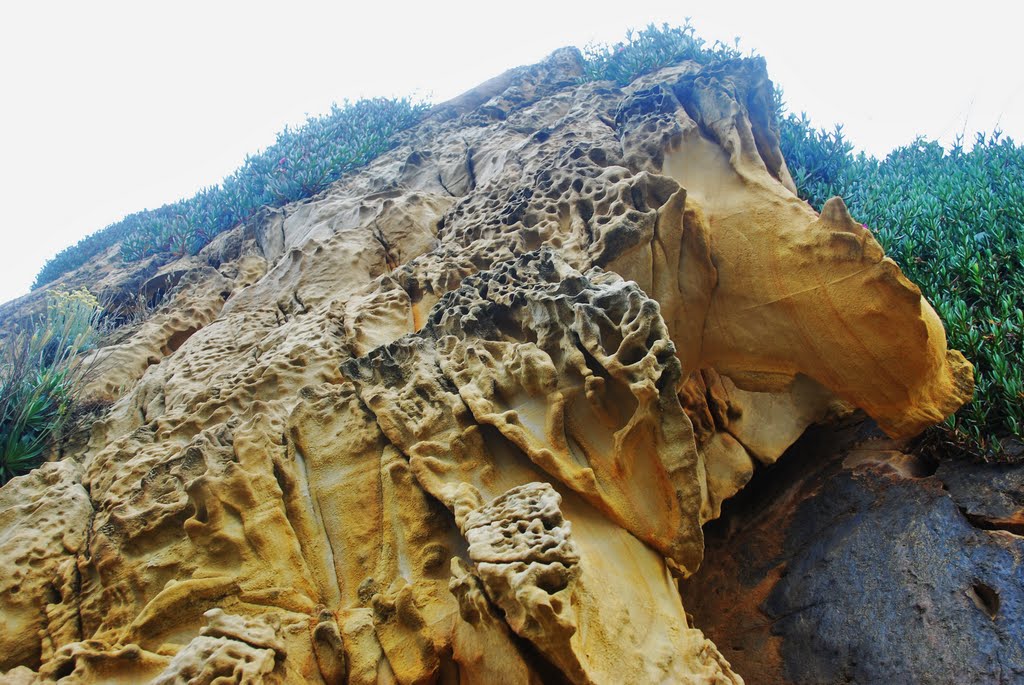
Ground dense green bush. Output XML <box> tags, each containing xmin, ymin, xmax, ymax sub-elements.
<box><xmin>34</xmin><ymin>98</ymin><xmax>428</xmax><ymax>287</ymax></box>
<box><xmin>780</xmin><ymin>112</ymin><xmax>1024</xmax><ymax>455</ymax></box>
<box><xmin>0</xmin><ymin>289</ymin><xmax>101</xmax><ymax>484</ymax></box>
<box><xmin>777</xmin><ymin>111</ymin><xmax>866</xmax><ymax>207</ymax></box>
<box><xmin>581</xmin><ymin>20</ymin><xmax>740</xmax><ymax>85</ymax></box>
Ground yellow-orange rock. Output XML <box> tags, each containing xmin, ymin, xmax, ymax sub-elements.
<box><xmin>0</xmin><ymin>48</ymin><xmax>969</xmax><ymax>684</ymax></box>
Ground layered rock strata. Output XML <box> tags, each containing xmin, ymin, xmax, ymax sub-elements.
<box><xmin>0</xmin><ymin>48</ymin><xmax>971</xmax><ymax>684</ymax></box>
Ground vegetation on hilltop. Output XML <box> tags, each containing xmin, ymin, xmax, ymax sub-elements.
<box><xmin>32</xmin><ymin>20</ymin><xmax>740</xmax><ymax>292</ymax></box>
<box><xmin>33</xmin><ymin>98</ymin><xmax>428</xmax><ymax>289</ymax></box>
<box><xmin>581</xmin><ymin>20</ymin><xmax>740</xmax><ymax>84</ymax></box>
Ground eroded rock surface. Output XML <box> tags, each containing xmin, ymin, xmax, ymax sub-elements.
<box><xmin>0</xmin><ymin>48</ymin><xmax>971</xmax><ymax>683</ymax></box>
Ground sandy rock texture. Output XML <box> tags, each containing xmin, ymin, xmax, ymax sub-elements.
<box><xmin>0</xmin><ymin>48</ymin><xmax>971</xmax><ymax>683</ymax></box>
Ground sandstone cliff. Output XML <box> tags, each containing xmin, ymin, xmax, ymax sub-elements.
<box><xmin>0</xmin><ymin>49</ymin><xmax>977</xmax><ymax>684</ymax></box>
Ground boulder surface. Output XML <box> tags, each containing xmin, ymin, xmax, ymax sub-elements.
<box><xmin>0</xmin><ymin>49</ymin><xmax>976</xmax><ymax>684</ymax></box>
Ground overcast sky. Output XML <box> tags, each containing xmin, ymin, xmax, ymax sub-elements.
<box><xmin>1</xmin><ymin>0</ymin><xmax>1021</xmax><ymax>305</ymax></box>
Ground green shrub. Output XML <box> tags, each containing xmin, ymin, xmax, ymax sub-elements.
<box><xmin>781</xmin><ymin>113</ymin><xmax>1024</xmax><ymax>455</ymax></box>
<box><xmin>0</xmin><ymin>289</ymin><xmax>101</xmax><ymax>484</ymax></box>
<box><xmin>33</xmin><ymin>98</ymin><xmax>428</xmax><ymax>287</ymax></box>
<box><xmin>777</xmin><ymin>109</ymin><xmax>868</xmax><ymax>208</ymax></box>
<box><xmin>581</xmin><ymin>20</ymin><xmax>740</xmax><ymax>85</ymax></box>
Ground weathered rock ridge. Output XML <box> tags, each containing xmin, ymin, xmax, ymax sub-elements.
<box><xmin>1</xmin><ymin>49</ymin><xmax>974</xmax><ymax>683</ymax></box>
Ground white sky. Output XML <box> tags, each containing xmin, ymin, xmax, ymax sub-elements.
<box><xmin>1</xmin><ymin>0</ymin><xmax>1021</xmax><ymax>304</ymax></box>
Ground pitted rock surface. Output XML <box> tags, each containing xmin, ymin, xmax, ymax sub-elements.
<box><xmin>0</xmin><ymin>47</ymin><xmax>972</xmax><ymax>684</ymax></box>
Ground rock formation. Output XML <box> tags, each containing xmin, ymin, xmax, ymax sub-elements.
<box><xmin>0</xmin><ymin>48</ymin><xmax>976</xmax><ymax>683</ymax></box>
<box><xmin>681</xmin><ymin>420</ymin><xmax>1024</xmax><ymax>684</ymax></box>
